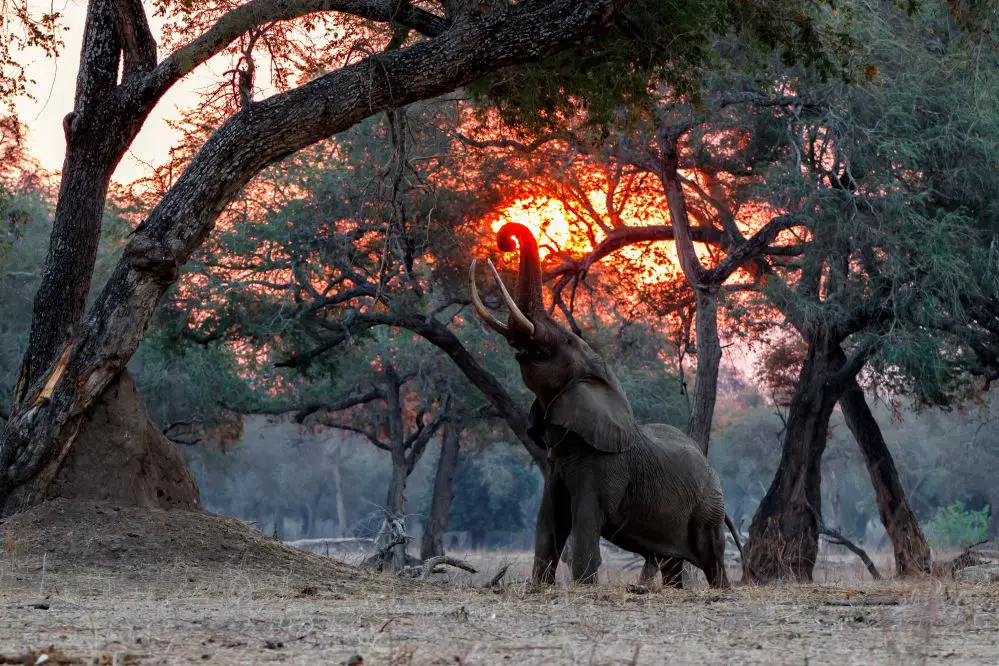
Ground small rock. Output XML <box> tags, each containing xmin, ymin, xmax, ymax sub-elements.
<box><xmin>955</xmin><ymin>564</ymin><xmax>999</xmax><ymax>583</ymax></box>
<box><xmin>31</xmin><ymin>602</ymin><xmax>50</xmax><ymax>610</ymax></box>
<box><xmin>263</xmin><ymin>640</ymin><xmax>284</xmax><ymax>650</ymax></box>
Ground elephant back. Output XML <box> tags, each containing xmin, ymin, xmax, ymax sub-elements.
<box><xmin>639</xmin><ymin>423</ymin><xmax>726</xmax><ymax>527</ymax></box>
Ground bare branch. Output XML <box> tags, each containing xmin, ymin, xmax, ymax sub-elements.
<box><xmin>806</xmin><ymin>502</ymin><xmax>881</xmax><ymax>580</ymax></box>
<box><xmin>331</xmin><ymin>423</ymin><xmax>390</xmax><ymax>450</ymax></box>
<box><xmin>707</xmin><ymin>213</ymin><xmax>804</xmax><ymax>283</ymax></box>
<box><xmin>451</xmin><ymin>130</ymin><xmax>568</xmax><ymax>153</ymax></box>
<box><xmin>295</xmin><ymin>387</ymin><xmax>385</xmax><ymax>423</ymax></box>
<box><xmin>547</xmin><ymin>224</ymin><xmax>724</xmax><ymax>281</ymax></box>
<box><xmin>405</xmin><ymin>393</ymin><xmax>451</xmax><ymax>474</ymax></box>
<box><xmin>144</xmin><ymin>0</ymin><xmax>449</xmax><ymax>101</ymax></box>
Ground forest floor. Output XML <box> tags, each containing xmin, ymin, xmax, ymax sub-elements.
<box><xmin>1</xmin><ymin>501</ymin><xmax>998</xmax><ymax>665</ymax></box>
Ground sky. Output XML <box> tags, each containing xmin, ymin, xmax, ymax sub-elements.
<box><xmin>15</xmin><ymin>0</ymin><xmax>215</xmax><ymax>183</ymax></box>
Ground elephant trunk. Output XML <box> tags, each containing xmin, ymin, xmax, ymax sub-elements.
<box><xmin>497</xmin><ymin>223</ymin><xmax>545</xmax><ymax>322</ymax></box>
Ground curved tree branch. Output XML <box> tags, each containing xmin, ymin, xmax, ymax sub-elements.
<box><xmin>142</xmin><ymin>0</ymin><xmax>450</xmax><ymax>102</ymax></box>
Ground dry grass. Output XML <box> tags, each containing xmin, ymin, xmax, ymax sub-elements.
<box><xmin>1</xmin><ymin>501</ymin><xmax>998</xmax><ymax>665</ymax></box>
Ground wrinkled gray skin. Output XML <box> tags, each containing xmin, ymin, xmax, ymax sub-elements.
<box><xmin>470</xmin><ymin>223</ymin><xmax>729</xmax><ymax>588</ymax></box>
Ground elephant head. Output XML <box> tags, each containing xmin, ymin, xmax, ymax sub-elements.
<box><xmin>470</xmin><ymin>223</ymin><xmax>636</xmax><ymax>453</ymax></box>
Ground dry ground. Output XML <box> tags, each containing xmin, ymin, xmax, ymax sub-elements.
<box><xmin>1</xmin><ymin>501</ymin><xmax>998</xmax><ymax>665</ymax></box>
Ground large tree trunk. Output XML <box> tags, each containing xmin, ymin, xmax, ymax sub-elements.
<box><xmin>687</xmin><ymin>288</ymin><xmax>721</xmax><ymax>454</ymax></box>
<box><xmin>746</xmin><ymin>336</ymin><xmax>846</xmax><ymax>582</ymax></box>
<box><xmin>989</xmin><ymin>491</ymin><xmax>999</xmax><ymax>539</ymax></box>
<box><xmin>839</xmin><ymin>377</ymin><xmax>931</xmax><ymax>576</ymax></box>
<box><xmin>14</xmin><ymin>0</ymin><xmax>137</xmax><ymax>401</ymax></box>
<box><xmin>421</xmin><ymin>426</ymin><xmax>460</xmax><ymax>560</ymax></box>
<box><xmin>384</xmin><ymin>453</ymin><xmax>409</xmax><ymax>571</ymax></box>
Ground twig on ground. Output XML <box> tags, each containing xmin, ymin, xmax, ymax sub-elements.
<box><xmin>826</xmin><ymin>597</ymin><xmax>901</xmax><ymax>607</ymax></box>
<box><xmin>488</xmin><ymin>564</ymin><xmax>510</xmax><ymax>587</ymax></box>
<box><xmin>415</xmin><ymin>555</ymin><xmax>477</xmax><ymax>580</ymax></box>
<box><xmin>398</xmin><ymin>555</ymin><xmax>478</xmax><ymax>580</ymax></box>
<box><xmin>806</xmin><ymin>502</ymin><xmax>881</xmax><ymax>580</ymax></box>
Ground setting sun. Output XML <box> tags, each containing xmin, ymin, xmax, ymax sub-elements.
<box><xmin>488</xmin><ymin>196</ymin><xmax>579</xmax><ymax>259</ymax></box>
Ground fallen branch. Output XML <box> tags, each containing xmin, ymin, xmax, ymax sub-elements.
<box><xmin>488</xmin><ymin>564</ymin><xmax>510</xmax><ymax>587</ymax></box>
<box><xmin>360</xmin><ymin>535</ymin><xmax>409</xmax><ymax>572</ymax></box>
<box><xmin>400</xmin><ymin>555</ymin><xmax>478</xmax><ymax>580</ymax></box>
<box><xmin>286</xmin><ymin>537</ymin><xmax>374</xmax><ymax>551</ymax></box>
<box><xmin>807</xmin><ymin>503</ymin><xmax>881</xmax><ymax>580</ymax></box>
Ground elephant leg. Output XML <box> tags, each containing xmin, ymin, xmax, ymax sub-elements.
<box><xmin>568</xmin><ymin>490</ymin><xmax>602</xmax><ymax>584</ymax></box>
<box><xmin>532</xmin><ymin>475</ymin><xmax>571</xmax><ymax>586</ymax></box>
<box><xmin>660</xmin><ymin>556</ymin><xmax>684</xmax><ymax>589</ymax></box>
<box><xmin>695</xmin><ymin>523</ymin><xmax>730</xmax><ymax>589</ymax></box>
<box><xmin>638</xmin><ymin>557</ymin><xmax>658</xmax><ymax>586</ymax></box>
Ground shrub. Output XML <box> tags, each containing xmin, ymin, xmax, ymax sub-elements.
<box><xmin>929</xmin><ymin>501</ymin><xmax>991</xmax><ymax>548</ymax></box>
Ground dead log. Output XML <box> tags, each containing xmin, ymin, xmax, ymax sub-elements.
<box><xmin>400</xmin><ymin>555</ymin><xmax>478</xmax><ymax>580</ymax></box>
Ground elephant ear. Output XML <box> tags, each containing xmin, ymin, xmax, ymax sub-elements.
<box><xmin>546</xmin><ymin>379</ymin><xmax>635</xmax><ymax>453</ymax></box>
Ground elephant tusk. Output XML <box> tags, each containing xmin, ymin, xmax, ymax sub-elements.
<box><xmin>469</xmin><ymin>260</ymin><xmax>511</xmax><ymax>336</ymax></box>
<box><xmin>484</xmin><ymin>258</ymin><xmax>535</xmax><ymax>337</ymax></box>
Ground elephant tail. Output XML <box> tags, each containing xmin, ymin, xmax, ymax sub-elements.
<box><xmin>724</xmin><ymin>514</ymin><xmax>755</xmax><ymax>583</ymax></box>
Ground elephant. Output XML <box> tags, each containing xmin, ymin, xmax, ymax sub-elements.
<box><xmin>470</xmin><ymin>222</ymin><xmax>737</xmax><ymax>588</ymax></box>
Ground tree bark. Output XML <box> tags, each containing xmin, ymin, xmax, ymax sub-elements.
<box><xmin>839</xmin><ymin>377</ymin><xmax>931</xmax><ymax>577</ymax></box>
<box><xmin>0</xmin><ymin>0</ymin><xmax>620</xmax><ymax>515</ymax></box>
<box><xmin>687</xmin><ymin>288</ymin><xmax>721</xmax><ymax>454</ymax></box>
<box><xmin>746</xmin><ymin>335</ymin><xmax>847</xmax><ymax>582</ymax></box>
<box><xmin>421</xmin><ymin>425</ymin><xmax>460</xmax><ymax>560</ymax></box>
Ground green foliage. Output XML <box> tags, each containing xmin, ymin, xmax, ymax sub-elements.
<box><xmin>725</xmin><ymin>0</ymin><xmax>999</xmax><ymax>406</ymax></box>
<box><xmin>129</xmin><ymin>328</ymin><xmax>261</xmax><ymax>429</ymax></box>
<box><xmin>930</xmin><ymin>501</ymin><xmax>992</xmax><ymax>548</ymax></box>
<box><xmin>471</xmin><ymin>0</ymin><xmax>855</xmax><ymax>132</ymax></box>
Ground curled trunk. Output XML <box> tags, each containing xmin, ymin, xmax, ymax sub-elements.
<box><xmin>497</xmin><ymin>223</ymin><xmax>545</xmax><ymax>320</ymax></box>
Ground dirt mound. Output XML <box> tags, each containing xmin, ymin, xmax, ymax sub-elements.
<box><xmin>45</xmin><ymin>372</ymin><xmax>200</xmax><ymax>511</ymax></box>
<box><xmin>0</xmin><ymin>499</ymin><xmax>396</xmax><ymax>597</ymax></box>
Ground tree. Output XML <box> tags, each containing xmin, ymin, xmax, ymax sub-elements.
<box><xmin>744</xmin><ymin>1</ymin><xmax>998</xmax><ymax>580</ymax></box>
<box><xmin>310</xmin><ymin>355</ymin><xmax>452</xmax><ymax>570</ymax></box>
<box><xmin>0</xmin><ymin>0</ymin><xmax>647</xmax><ymax>515</ymax></box>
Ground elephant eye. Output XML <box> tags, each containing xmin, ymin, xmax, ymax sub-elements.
<box><xmin>517</xmin><ymin>346</ymin><xmax>552</xmax><ymax>362</ymax></box>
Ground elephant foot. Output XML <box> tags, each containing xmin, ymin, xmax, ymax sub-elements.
<box><xmin>531</xmin><ymin>561</ymin><xmax>558</xmax><ymax>587</ymax></box>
